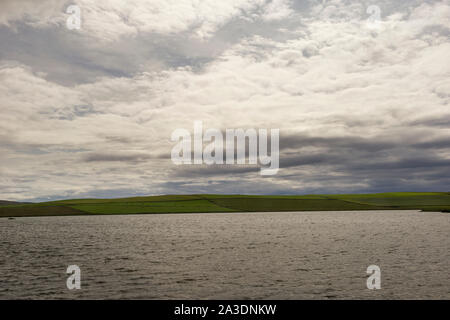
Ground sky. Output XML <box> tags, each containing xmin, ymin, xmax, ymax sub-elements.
<box><xmin>0</xmin><ymin>0</ymin><xmax>449</xmax><ymax>202</ymax></box>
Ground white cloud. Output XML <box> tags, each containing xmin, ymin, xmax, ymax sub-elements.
<box><xmin>261</xmin><ymin>0</ymin><xmax>294</xmax><ymax>21</ymax></box>
<box><xmin>0</xmin><ymin>0</ymin><xmax>297</xmax><ymax>41</ymax></box>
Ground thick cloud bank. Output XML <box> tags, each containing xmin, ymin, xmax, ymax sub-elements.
<box><xmin>0</xmin><ymin>0</ymin><xmax>449</xmax><ymax>201</ymax></box>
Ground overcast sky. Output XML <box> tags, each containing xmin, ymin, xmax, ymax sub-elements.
<box><xmin>0</xmin><ymin>0</ymin><xmax>449</xmax><ymax>201</ymax></box>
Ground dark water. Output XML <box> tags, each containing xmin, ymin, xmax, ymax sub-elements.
<box><xmin>0</xmin><ymin>210</ymin><xmax>448</xmax><ymax>299</ymax></box>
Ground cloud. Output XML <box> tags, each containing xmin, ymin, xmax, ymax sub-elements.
<box><xmin>261</xmin><ymin>0</ymin><xmax>294</xmax><ymax>21</ymax></box>
<box><xmin>0</xmin><ymin>0</ymin><xmax>296</xmax><ymax>41</ymax></box>
<box><xmin>0</xmin><ymin>0</ymin><xmax>449</xmax><ymax>201</ymax></box>
<box><xmin>83</xmin><ymin>152</ymin><xmax>154</xmax><ymax>163</ymax></box>
<box><xmin>0</xmin><ymin>0</ymin><xmax>65</xmax><ymax>27</ymax></box>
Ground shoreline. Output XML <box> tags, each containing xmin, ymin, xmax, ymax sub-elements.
<box><xmin>1</xmin><ymin>209</ymin><xmax>448</xmax><ymax>219</ymax></box>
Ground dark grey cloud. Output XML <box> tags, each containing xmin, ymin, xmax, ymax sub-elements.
<box><xmin>409</xmin><ymin>116</ymin><xmax>450</xmax><ymax>128</ymax></box>
<box><xmin>163</xmin><ymin>129</ymin><xmax>450</xmax><ymax>195</ymax></box>
<box><xmin>279</xmin><ymin>134</ymin><xmax>398</xmax><ymax>152</ymax></box>
<box><xmin>172</xmin><ymin>164</ymin><xmax>260</xmax><ymax>178</ymax></box>
<box><xmin>83</xmin><ymin>152</ymin><xmax>154</xmax><ymax>163</ymax></box>
<box><xmin>0</xmin><ymin>25</ymin><xmax>220</xmax><ymax>85</ymax></box>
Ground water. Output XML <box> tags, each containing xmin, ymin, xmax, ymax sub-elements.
<box><xmin>0</xmin><ymin>210</ymin><xmax>448</xmax><ymax>299</ymax></box>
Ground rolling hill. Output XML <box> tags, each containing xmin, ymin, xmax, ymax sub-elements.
<box><xmin>0</xmin><ymin>192</ymin><xmax>449</xmax><ymax>217</ymax></box>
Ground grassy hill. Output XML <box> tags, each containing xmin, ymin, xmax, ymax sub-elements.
<box><xmin>0</xmin><ymin>200</ymin><xmax>31</xmax><ymax>207</ymax></box>
<box><xmin>0</xmin><ymin>192</ymin><xmax>449</xmax><ymax>217</ymax></box>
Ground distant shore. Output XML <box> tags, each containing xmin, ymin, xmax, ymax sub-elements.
<box><xmin>1</xmin><ymin>193</ymin><xmax>449</xmax><ymax>218</ymax></box>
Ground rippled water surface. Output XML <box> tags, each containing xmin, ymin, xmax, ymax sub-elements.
<box><xmin>0</xmin><ymin>210</ymin><xmax>448</xmax><ymax>299</ymax></box>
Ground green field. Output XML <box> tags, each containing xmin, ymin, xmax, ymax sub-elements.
<box><xmin>0</xmin><ymin>192</ymin><xmax>449</xmax><ymax>217</ymax></box>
